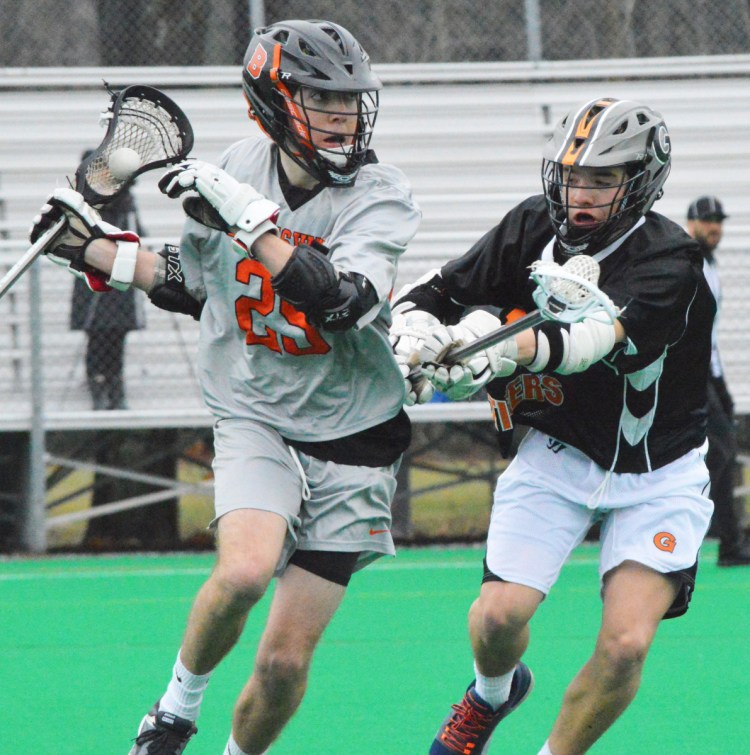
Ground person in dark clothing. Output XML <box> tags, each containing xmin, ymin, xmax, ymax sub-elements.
<box><xmin>687</xmin><ymin>195</ymin><xmax>750</xmax><ymax>566</ymax></box>
<box><xmin>71</xmin><ymin>153</ymin><xmax>144</xmax><ymax>410</ymax></box>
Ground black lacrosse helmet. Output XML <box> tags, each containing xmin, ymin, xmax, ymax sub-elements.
<box><xmin>242</xmin><ymin>19</ymin><xmax>381</xmax><ymax>187</ymax></box>
<box><xmin>541</xmin><ymin>97</ymin><xmax>671</xmax><ymax>256</ymax></box>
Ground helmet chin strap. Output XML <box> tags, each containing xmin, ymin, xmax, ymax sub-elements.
<box><xmin>558</xmin><ymin>222</ymin><xmax>596</xmax><ymax>257</ymax></box>
<box><xmin>559</xmin><ymin>243</ymin><xmax>589</xmax><ymax>258</ymax></box>
<box><xmin>558</xmin><ymin>217</ymin><xmax>646</xmax><ymax>261</ymax></box>
<box><xmin>320</xmin><ymin>146</ymin><xmax>353</xmax><ymax>168</ymax></box>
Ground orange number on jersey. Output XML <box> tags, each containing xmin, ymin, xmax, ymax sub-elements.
<box><xmin>235</xmin><ymin>258</ymin><xmax>331</xmax><ymax>356</ymax></box>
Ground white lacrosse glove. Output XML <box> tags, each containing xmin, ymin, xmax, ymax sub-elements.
<box><xmin>420</xmin><ymin>310</ymin><xmax>518</xmax><ymax>400</ymax></box>
<box><xmin>29</xmin><ymin>187</ymin><xmax>141</xmax><ymax>292</ymax></box>
<box><xmin>389</xmin><ymin>302</ymin><xmax>440</xmax><ymax>406</ymax></box>
<box><xmin>159</xmin><ymin>160</ymin><xmax>280</xmax><ymax>258</ymax></box>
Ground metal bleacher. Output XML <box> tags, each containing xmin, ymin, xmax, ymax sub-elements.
<box><xmin>2</xmin><ymin>56</ymin><xmax>750</xmax><ymax>433</ymax></box>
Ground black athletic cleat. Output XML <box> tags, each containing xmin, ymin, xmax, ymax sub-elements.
<box><xmin>429</xmin><ymin>663</ymin><xmax>534</xmax><ymax>754</ymax></box>
<box><xmin>129</xmin><ymin>701</ymin><xmax>197</xmax><ymax>754</ymax></box>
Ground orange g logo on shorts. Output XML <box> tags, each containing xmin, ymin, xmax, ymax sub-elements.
<box><xmin>653</xmin><ymin>531</ymin><xmax>676</xmax><ymax>553</ymax></box>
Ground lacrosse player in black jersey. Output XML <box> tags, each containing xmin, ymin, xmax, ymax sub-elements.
<box><xmin>390</xmin><ymin>98</ymin><xmax>715</xmax><ymax>755</ymax></box>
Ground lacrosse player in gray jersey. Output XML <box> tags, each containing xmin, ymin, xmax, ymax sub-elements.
<box><xmin>30</xmin><ymin>20</ymin><xmax>420</xmax><ymax>755</ymax></box>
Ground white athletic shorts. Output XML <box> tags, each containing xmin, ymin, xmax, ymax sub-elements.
<box><xmin>211</xmin><ymin>418</ymin><xmax>399</xmax><ymax>576</ymax></box>
<box><xmin>486</xmin><ymin>429</ymin><xmax>713</xmax><ymax>600</ymax></box>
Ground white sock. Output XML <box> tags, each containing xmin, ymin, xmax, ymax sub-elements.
<box><xmin>159</xmin><ymin>650</ymin><xmax>212</xmax><ymax>721</ymax></box>
<box><xmin>223</xmin><ymin>734</ymin><xmax>252</xmax><ymax>755</ymax></box>
<box><xmin>473</xmin><ymin>661</ymin><xmax>515</xmax><ymax>710</ymax></box>
<box><xmin>538</xmin><ymin>741</ymin><xmax>554</xmax><ymax>755</ymax></box>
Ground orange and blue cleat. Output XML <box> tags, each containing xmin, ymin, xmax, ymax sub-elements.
<box><xmin>429</xmin><ymin>663</ymin><xmax>534</xmax><ymax>754</ymax></box>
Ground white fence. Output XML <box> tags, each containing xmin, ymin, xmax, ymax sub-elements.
<box><xmin>2</xmin><ymin>56</ymin><xmax>750</xmax><ymax>429</ymax></box>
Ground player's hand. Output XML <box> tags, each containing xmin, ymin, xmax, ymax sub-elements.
<box><xmin>420</xmin><ymin>310</ymin><xmax>518</xmax><ymax>400</ymax></box>
<box><xmin>159</xmin><ymin>160</ymin><xmax>280</xmax><ymax>257</ymax></box>
<box><xmin>29</xmin><ymin>188</ymin><xmax>139</xmax><ymax>292</ymax></box>
<box><xmin>389</xmin><ymin>303</ymin><xmax>439</xmax><ymax>406</ymax></box>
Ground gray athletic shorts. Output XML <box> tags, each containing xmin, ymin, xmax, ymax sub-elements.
<box><xmin>211</xmin><ymin>418</ymin><xmax>400</xmax><ymax>576</ymax></box>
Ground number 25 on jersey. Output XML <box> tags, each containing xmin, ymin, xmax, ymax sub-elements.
<box><xmin>235</xmin><ymin>258</ymin><xmax>331</xmax><ymax>356</ymax></box>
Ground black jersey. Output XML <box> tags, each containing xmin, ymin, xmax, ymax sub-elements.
<box><xmin>407</xmin><ymin>194</ymin><xmax>715</xmax><ymax>473</ymax></box>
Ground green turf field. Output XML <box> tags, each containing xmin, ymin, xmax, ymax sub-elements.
<box><xmin>2</xmin><ymin>541</ymin><xmax>747</xmax><ymax>754</ymax></box>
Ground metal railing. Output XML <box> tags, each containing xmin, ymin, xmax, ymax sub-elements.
<box><xmin>3</xmin><ymin>57</ymin><xmax>750</xmax><ymax>551</ymax></box>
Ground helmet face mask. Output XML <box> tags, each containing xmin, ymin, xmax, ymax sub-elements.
<box><xmin>242</xmin><ymin>20</ymin><xmax>382</xmax><ymax>187</ymax></box>
<box><xmin>281</xmin><ymin>86</ymin><xmax>379</xmax><ymax>178</ymax></box>
<box><xmin>541</xmin><ymin>98</ymin><xmax>671</xmax><ymax>255</ymax></box>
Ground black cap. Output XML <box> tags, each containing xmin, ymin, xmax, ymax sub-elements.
<box><xmin>687</xmin><ymin>195</ymin><xmax>728</xmax><ymax>221</ymax></box>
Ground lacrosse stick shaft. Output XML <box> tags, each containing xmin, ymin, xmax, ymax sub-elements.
<box><xmin>0</xmin><ymin>218</ymin><xmax>66</xmax><ymax>301</ymax></box>
<box><xmin>445</xmin><ymin>256</ymin><xmax>608</xmax><ymax>364</ymax></box>
<box><xmin>445</xmin><ymin>310</ymin><xmax>544</xmax><ymax>363</ymax></box>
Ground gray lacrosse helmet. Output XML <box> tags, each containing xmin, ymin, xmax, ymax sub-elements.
<box><xmin>541</xmin><ymin>97</ymin><xmax>672</xmax><ymax>255</ymax></box>
<box><xmin>242</xmin><ymin>19</ymin><xmax>382</xmax><ymax>187</ymax></box>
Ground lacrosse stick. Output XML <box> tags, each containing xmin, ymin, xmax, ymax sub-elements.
<box><xmin>0</xmin><ymin>83</ymin><xmax>194</xmax><ymax>300</ymax></box>
<box><xmin>444</xmin><ymin>255</ymin><xmax>618</xmax><ymax>364</ymax></box>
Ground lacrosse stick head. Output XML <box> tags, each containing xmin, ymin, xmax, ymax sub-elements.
<box><xmin>530</xmin><ymin>256</ymin><xmax>619</xmax><ymax>323</ymax></box>
<box><xmin>75</xmin><ymin>84</ymin><xmax>194</xmax><ymax>206</ymax></box>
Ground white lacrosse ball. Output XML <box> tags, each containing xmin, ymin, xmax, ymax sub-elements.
<box><xmin>108</xmin><ymin>147</ymin><xmax>142</xmax><ymax>180</ymax></box>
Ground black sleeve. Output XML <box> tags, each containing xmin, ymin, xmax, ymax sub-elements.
<box><xmin>610</xmin><ymin>228</ymin><xmax>713</xmax><ymax>373</ymax></box>
<box><xmin>710</xmin><ymin>374</ymin><xmax>734</xmax><ymax>417</ymax></box>
<box><xmin>396</xmin><ymin>195</ymin><xmax>553</xmax><ymax>322</ymax></box>
<box><xmin>440</xmin><ymin>195</ymin><xmax>552</xmax><ymax>312</ymax></box>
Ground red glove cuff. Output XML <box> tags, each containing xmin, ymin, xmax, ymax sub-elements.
<box><xmin>81</xmin><ymin>269</ymin><xmax>112</xmax><ymax>292</ymax></box>
<box><xmin>106</xmin><ymin>230</ymin><xmax>141</xmax><ymax>244</ymax></box>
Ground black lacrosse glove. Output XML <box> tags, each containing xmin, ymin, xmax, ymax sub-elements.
<box><xmin>29</xmin><ymin>188</ymin><xmax>139</xmax><ymax>292</ymax></box>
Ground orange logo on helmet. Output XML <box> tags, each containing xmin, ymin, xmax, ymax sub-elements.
<box><xmin>246</xmin><ymin>43</ymin><xmax>267</xmax><ymax>80</ymax></box>
<box><xmin>653</xmin><ymin>531</ymin><xmax>676</xmax><ymax>553</ymax></box>
<box><xmin>561</xmin><ymin>99</ymin><xmax>613</xmax><ymax>166</ymax></box>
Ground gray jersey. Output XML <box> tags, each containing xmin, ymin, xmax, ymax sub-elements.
<box><xmin>179</xmin><ymin>136</ymin><xmax>421</xmax><ymax>442</ymax></box>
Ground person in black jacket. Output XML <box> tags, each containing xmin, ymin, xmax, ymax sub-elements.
<box><xmin>71</xmin><ymin>150</ymin><xmax>144</xmax><ymax>409</ymax></box>
<box><xmin>687</xmin><ymin>195</ymin><xmax>750</xmax><ymax>566</ymax></box>
<box><xmin>390</xmin><ymin>98</ymin><xmax>715</xmax><ymax>755</ymax></box>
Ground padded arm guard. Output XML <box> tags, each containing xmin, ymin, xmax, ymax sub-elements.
<box><xmin>527</xmin><ymin>312</ymin><xmax>616</xmax><ymax>374</ymax></box>
<box><xmin>271</xmin><ymin>244</ymin><xmax>378</xmax><ymax>331</ymax></box>
<box><xmin>147</xmin><ymin>244</ymin><xmax>204</xmax><ymax>320</ymax></box>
